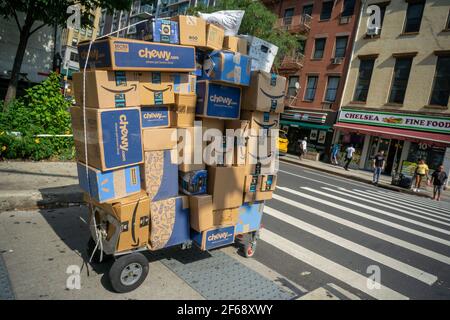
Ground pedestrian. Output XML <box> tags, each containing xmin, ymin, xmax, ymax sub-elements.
<box><xmin>344</xmin><ymin>144</ymin><xmax>355</xmax><ymax>171</ymax></box>
<box><xmin>372</xmin><ymin>150</ymin><xmax>385</xmax><ymax>185</ymax></box>
<box><xmin>331</xmin><ymin>143</ymin><xmax>340</xmax><ymax>165</ymax></box>
<box><xmin>298</xmin><ymin>137</ymin><xmax>307</xmax><ymax>160</ymax></box>
<box><xmin>413</xmin><ymin>159</ymin><xmax>429</xmax><ymax>192</ymax></box>
<box><xmin>430</xmin><ymin>165</ymin><xmax>448</xmax><ymax>201</ymax></box>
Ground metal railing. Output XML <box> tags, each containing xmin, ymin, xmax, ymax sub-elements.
<box><xmin>276</xmin><ymin>14</ymin><xmax>312</xmax><ymax>33</ymax></box>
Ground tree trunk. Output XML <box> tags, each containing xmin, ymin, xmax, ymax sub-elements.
<box><xmin>3</xmin><ymin>14</ymin><xmax>34</xmax><ymax>111</ymax></box>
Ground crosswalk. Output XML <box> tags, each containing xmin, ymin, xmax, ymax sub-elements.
<box><xmin>258</xmin><ymin>176</ymin><xmax>450</xmax><ymax>300</ymax></box>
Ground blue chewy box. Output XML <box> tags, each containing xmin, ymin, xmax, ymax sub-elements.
<box><xmin>153</xmin><ymin>19</ymin><xmax>179</xmax><ymax>44</ymax></box>
<box><xmin>196</xmin><ymin>80</ymin><xmax>241</xmax><ymax>120</ymax></box>
<box><xmin>191</xmin><ymin>225</ymin><xmax>236</xmax><ymax>251</ymax></box>
<box><xmin>179</xmin><ymin>170</ymin><xmax>207</xmax><ymax>195</ymax></box>
<box><xmin>200</xmin><ymin>51</ymin><xmax>251</xmax><ymax>86</ymax></box>
<box><xmin>141</xmin><ymin>106</ymin><xmax>171</xmax><ymax>128</ymax></box>
<box><xmin>77</xmin><ymin>162</ymin><xmax>141</xmax><ymax>203</ymax></box>
<box><xmin>235</xmin><ymin>202</ymin><xmax>264</xmax><ymax>234</ymax></box>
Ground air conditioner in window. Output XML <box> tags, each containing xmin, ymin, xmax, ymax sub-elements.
<box><xmin>322</xmin><ymin>102</ymin><xmax>333</xmax><ymax>109</ymax></box>
<box><xmin>340</xmin><ymin>16</ymin><xmax>351</xmax><ymax>24</ymax></box>
<box><xmin>127</xmin><ymin>25</ymin><xmax>137</xmax><ymax>34</ymax></box>
<box><xmin>332</xmin><ymin>57</ymin><xmax>344</xmax><ymax>64</ymax></box>
<box><xmin>367</xmin><ymin>26</ymin><xmax>381</xmax><ymax>36</ymax></box>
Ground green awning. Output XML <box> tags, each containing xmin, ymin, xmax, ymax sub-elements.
<box><xmin>61</xmin><ymin>68</ymin><xmax>77</xmax><ymax>78</ymax></box>
<box><xmin>280</xmin><ymin>120</ymin><xmax>332</xmax><ymax>131</ymax></box>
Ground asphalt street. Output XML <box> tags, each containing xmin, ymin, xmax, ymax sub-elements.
<box><xmin>257</xmin><ymin>161</ymin><xmax>450</xmax><ymax>300</ymax></box>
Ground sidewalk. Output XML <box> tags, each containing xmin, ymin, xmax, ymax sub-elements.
<box><xmin>280</xmin><ymin>154</ymin><xmax>450</xmax><ymax>201</ymax></box>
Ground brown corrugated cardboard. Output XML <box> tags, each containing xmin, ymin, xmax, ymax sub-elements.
<box><xmin>170</xmin><ymin>73</ymin><xmax>196</xmax><ymax>94</ymax></box>
<box><xmin>178</xmin><ymin>127</ymin><xmax>205</xmax><ymax>172</ymax></box>
<box><xmin>242</xmin><ymin>72</ymin><xmax>286</xmax><ymax>113</ymax></box>
<box><xmin>243</xmin><ymin>190</ymin><xmax>273</xmax><ymax>203</ymax></box>
<box><xmin>142</xmin><ymin>128</ymin><xmax>178</xmax><ymax>151</ymax></box>
<box><xmin>73</xmin><ymin>70</ymin><xmax>140</xmax><ymax>108</ymax></box>
<box><xmin>244</xmin><ymin>174</ymin><xmax>261</xmax><ymax>193</ymax></box>
<box><xmin>174</xmin><ymin>94</ymin><xmax>196</xmax><ymax>128</ymax></box>
<box><xmin>223</xmin><ymin>36</ymin><xmax>248</xmax><ymax>55</ymax></box>
<box><xmin>189</xmin><ymin>194</ymin><xmax>213</xmax><ymax>232</ymax></box>
<box><xmin>173</xmin><ymin>15</ymin><xmax>206</xmax><ymax>47</ymax></box>
<box><xmin>205</xmin><ymin>23</ymin><xmax>225</xmax><ymax>50</ymax></box>
<box><xmin>240</xmin><ymin>110</ymin><xmax>280</xmax><ymax>135</ymax></box>
<box><xmin>207</xmin><ymin>166</ymin><xmax>245</xmax><ymax>210</ymax></box>
<box><xmin>213</xmin><ymin>208</ymin><xmax>239</xmax><ymax>226</ymax></box>
<box><xmin>139</xmin><ymin>72</ymin><xmax>175</xmax><ymax>105</ymax></box>
<box><xmin>261</xmin><ymin>174</ymin><xmax>277</xmax><ymax>191</ymax></box>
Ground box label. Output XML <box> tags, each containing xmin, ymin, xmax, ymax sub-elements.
<box><xmin>141</xmin><ymin>106</ymin><xmax>170</xmax><ymax>128</ymax></box>
<box><xmin>204</xmin><ymin>225</ymin><xmax>235</xmax><ymax>250</ymax></box>
<box><xmin>205</xmin><ymin>83</ymin><xmax>241</xmax><ymax>119</ymax></box>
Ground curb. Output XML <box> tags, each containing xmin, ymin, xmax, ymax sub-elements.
<box><xmin>280</xmin><ymin>158</ymin><xmax>434</xmax><ymax>199</ymax></box>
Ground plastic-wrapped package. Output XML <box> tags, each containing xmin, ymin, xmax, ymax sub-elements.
<box><xmin>198</xmin><ymin>10</ymin><xmax>245</xmax><ymax>36</ymax></box>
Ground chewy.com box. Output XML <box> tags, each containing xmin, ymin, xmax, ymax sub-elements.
<box><xmin>196</xmin><ymin>80</ymin><xmax>241</xmax><ymax>120</ymax></box>
<box><xmin>191</xmin><ymin>225</ymin><xmax>236</xmax><ymax>251</ymax></box>
<box><xmin>201</xmin><ymin>51</ymin><xmax>251</xmax><ymax>86</ymax></box>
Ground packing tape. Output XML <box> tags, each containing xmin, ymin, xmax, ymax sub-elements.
<box><xmin>186</xmin><ymin>16</ymin><xmax>197</xmax><ymax>26</ymax></box>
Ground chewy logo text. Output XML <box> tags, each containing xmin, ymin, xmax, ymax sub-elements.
<box><xmin>119</xmin><ymin>115</ymin><xmax>129</xmax><ymax>160</ymax></box>
<box><xmin>144</xmin><ymin>112</ymin><xmax>164</xmax><ymax>120</ymax></box>
<box><xmin>210</xmin><ymin>95</ymin><xmax>233</xmax><ymax>106</ymax></box>
<box><xmin>208</xmin><ymin>232</ymin><xmax>231</xmax><ymax>242</ymax></box>
<box><xmin>138</xmin><ymin>48</ymin><xmax>172</xmax><ymax>61</ymax></box>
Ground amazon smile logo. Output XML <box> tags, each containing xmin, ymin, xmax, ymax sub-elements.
<box><xmin>143</xmin><ymin>84</ymin><xmax>173</xmax><ymax>93</ymax></box>
<box><xmin>101</xmin><ymin>84</ymin><xmax>137</xmax><ymax>94</ymax></box>
<box><xmin>254</xmin><ymin>119</ymin><xmax>279</xmax><ymax>129</ymax></box>
<box><xmin>260</xmin><ymin>88</ymin><xmax>285</xmax><ymax>100</ymax></box>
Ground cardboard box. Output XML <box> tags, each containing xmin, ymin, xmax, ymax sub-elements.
<box><xmin>174</xmin><ymin>94</ymin><xmax>196</xmax><ymax>128</ymax></box>
<box><xmin>239</xmin><ymin>35</ymin><xmax>278</xmax><ymax>73</ymax></box>
<box><xmin>261</xmin><ymin>174</ymin><xmax>277</xmax><ymax>191</ymax></box>
<box><xmin>244</xmin><ymin>174</ymin><xmax>261</xmax><ymax>193</ymax></box>
<box><xmin>171</xmin><ymin>73</ymin><xmax>196</xmax><ymax>94</ymax></box>
<box><xmin>207</xmin><ymin>166</ymin><xmax>245</xmax><ymax>210</ymax></box>
<box><xmin>177</xmin><ymin>127</ymin><xmax>205</xmax><ymax>172</ymax></box>
<box><xmin>149</xmin><ymin>196</ymin><xmax>190</xmax><ymax>250</ymax></box>
<box><xmin>189</xmin><ymin>194</ymin><xmax>213</xmax><ymax>232</ymax></box>
<box><xmin>245</xmin><ymin>134</ymin><xmax>278</xmax><ymax>175</ymax></box>
<box><xmin>179</xmin><ymin>170</ymin><xmax>207</xmax><ymax>195</ymax></box>
<box><xmin>70</xmin><ymin>106</ymin><xmax>143</xmax><ymax>171</ymax></box>
<box><xmin>87</xmin><ymin>192</ymin><xmax>150</xmax><ymax>254</ymax></box>
<box><xmin>196</xmin><ymin>81</ymin><xmax>241</xmax><ymax>120</ymax></box>
<box><xmin>191</xmin><ymin>225</ymin><xmax>235</xmax><ymax>251</ymax></box>
<box><xmin>223</xmin><ymin>36</ymin><xmax>247</xmax><ymax>55</ymax></box>
<box><xmin>201</xmin><ymin>51</ymin><xmax>251</xmax><ymax>86</ymax></box>
<box><xmin>243</xmin><ymin>190</ymin><xmax>273</xmax><ymax>203</ymax></box>
<box><xmin>141</xmin><ymin>149</ymin><xmax>178</xmax><ymax>202</ymax></box>
<box><xmin>139</xmin><ymin>72</ymin><xmax>175</xmax><ymax>105</ymax></box>
<box><xmin>205</xmin><ymin>23</ymin><xmax>225</xmax><ymax>51</ymax></box>
<box><xmin>72</xmin><ymin>70</ymin><xmax>140</xmax><ymax>108</ymax></box>
<box><xmin>77</xmin><ymin>162</ymin><xmax>141</xmax><ymax>203</ymax></box>
<box><xmin>213</xmin><ymin>208</ymin><xmax>239</xmax><ymax>226</ymax></box>
<box><xmin>235</xmin><ymin>201</ymin><xmax>264</xmax><ymax>234</ymax></box>
<box><xmin>141</xmin><ymin>106</ymin><xmax>173</xmax><ymax>128</ymax></box>
<box><xmin>135</xmin><ymin>19</ymin><xmax>179</xmax><ymax>44</ymax></box>
<box><xmin>242</xmin><ymin>71</ymin><xmax>287</xmax><ymax>113</ymax></box>
<box><xmin>78</xmin><ymin>37</ymin><xmax>196</xmax><ymax>72</ymax></box>
<box><xmin>173</xmin><ymin>15</ymin><xmax>206</xmax><ymax>47</ymax></box>
<box><xmin>142</xmin><ymin>128</ymin><xmax>178</xmax><ymax>151</ymax></box>
<box><xmin>241</xmin><ymin>111</ymin><xmax>280</xmax><ymax>135</ymax></box>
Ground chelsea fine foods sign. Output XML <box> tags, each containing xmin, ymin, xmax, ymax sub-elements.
<box><xmin>339</xmin><ymin>109</ymin><xmax>450</xmax><ymax>134</ymax></box>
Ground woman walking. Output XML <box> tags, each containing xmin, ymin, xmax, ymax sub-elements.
<box><xmin>413</xmin><ymin>159</ymin><xmax>429</xmax><ymax>192</ymax></box>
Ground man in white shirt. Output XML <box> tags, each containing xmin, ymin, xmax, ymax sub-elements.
<box><xmin>344</xmin><ymin>144</ymin><xmax>356</xmax><ymax>171</ymax></box>
<box><xmin>298</xmin><ymin>137</ymin><xmax>307</xmax><ymax>160</ymax></box>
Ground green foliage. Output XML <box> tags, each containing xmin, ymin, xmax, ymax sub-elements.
<box><xmin>187</xmin><ymin>0</ymin><xmax>303</xmax><ymax>68</ymax></box>
<box><xmin>0</xmin><ymin>73</ymin><xmax>74</xmax><ymax>161</ymax></box>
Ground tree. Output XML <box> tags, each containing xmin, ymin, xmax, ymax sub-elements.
<box><xmin>0</xmin><ymin>0</ymin><xmax>131</xmax><ymax>110</ymax></box>
<box><xmin>187</xmin><ymin>0</ymin><xmax>303</xmax><ymax>69</ymax></box>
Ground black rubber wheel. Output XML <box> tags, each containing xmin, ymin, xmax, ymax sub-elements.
<box><xmin>87</xmin><ymin>238</ymin><xmax>112</xmax><ymax>263</ymax></box>
<box><xmin>109</xmin><ymin>252</ymin><xmax>149</xmax><ymax>293</ymax></box>
<box><xmin>244</xmin><ymin>241</ymin><xmax>257</xmax><ymax>258</ymax></box>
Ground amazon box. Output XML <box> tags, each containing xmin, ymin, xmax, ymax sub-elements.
<box><xmin>77</xmin><ymin>162</ymin><xmax>141</xmax><ymax>203</ymax></box>
<box><xmin>205</xmin><ymin>23</ymin><xmax>225</xmax><ymax>51</ymax></box>
<box><xmin>196</xmin><ymin>80</ymin><xmax>241</xmax><ymax>120</ymax></box>
<box><xmin>244</xmin><ymin>174</ymin><xmax>261</xmax><ymax>193</ymax></box>
<box><xmin>73</xmin><ymin>70</ymin><xmax>140</xmax><ymax>108</ymax></box>
<box><xmin>142</xmin><ymin>128</ymin><xmax>178</xmax><ymax>151</ymax></box>
<box><xmin>201</xmin><ymin>51</ymin><xmax>251</xmax><ymax>86</ymax></box>
<box><xmin>173</xmin><ymin>15</ymin><xmax>206</xmax><ymax>47</ymax></box>
<box><xmin>208</xmin><ymin>166</ymin><xmax>245</xmax><ymax>210</ymax></box>
<box><xmin>243</xmin><ymin>190</ymin><xmax>273</xmax><ymax>203</ymax></box>
<box><xmin>239</xmin><ymin>35</ymin><xmax>278</xmax><ymax>73</ymax></box>
<box><xmin>189</xmin><ymin>194</ymin><xmax>213</xmax><ymax>232</ymax></box>
<box><xmin>141</xmin><ymin>106</ymin><xmax>173</xmax><ymax>128</ymax></box>
<box><xmin>174</xmin><ymin>94</ymin><xmax>196</xmax><ymax>127</ymax></box>
<box><xmin>235</xmin><ymin>201</ymin><xmax>264</xmax><ymax>234</ymax></box>
<box><xmin>170</xmin><ymin>73</ymin><xmax>196</xmax><ymax>94</ymax></box>
<box><xmin>136</xmin><ymin>19</ymin><xmax>179</xmax><ymax>44</ymax></box>
<box><xmin>223</xmin><ymin>36</ymin><xmax>247</xmax><ymax>55</ymax></box>
<box><xmin>70</xmin><ymin>106</ymin><xmax>143</xmax><ymax>171</ymax></box>
<box><xmin>141</xmin><ymin>149</ymin><xmax>178</xmax><ymax>202</ymax></box>
<box><xmin>191</xmin><ymin>225</ymin><xmax>235</xmax><ymax>251</ymax></box>
<box><xmin>179</xmin><ymin>170</ymin><xmax>207</xmax><ymax>195</ymax></box>
<box><xmin>78</xmin><ymin>37</ymin><xmax>195</xmax><ymax>72</ymax></box>
<box><xmin>241</xmin><ymin>111</ymin><xmax>280</xmax><ymax>136</ymax></box>
<box><xmin>242</xmin><ymin>71</ymin><xmax>286</xmax><ymax>113</ymax></box>
<box><xmin>261</xmin><ymin>174</ymin><xmax>277</xmax><ymax>191</ymax></box>
<box><xmin>245</xmin><ymin>134</ymin><xmax>277</xmax><ymax>175</ymax></box>
<box><xmin>87</xmin><ymin>192</ymin><xmax>150</xmax><ymax>254</ymax></box>
<box><xmin>139</xmin><ymin>72</ymin><xmax>175</xmax><ymax>105</ymax></box>
<box><xmin>149</xmin><ymin>196</ymin><xmax>190</xmax><ymax>250</ymax></box>
<box><xmin>177</xmin><ymin>127</ymin><xmax>205</xmax><ymax>172</ymax></box>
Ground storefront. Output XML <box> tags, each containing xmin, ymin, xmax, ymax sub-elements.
<box><xmin>334</xmin><ymin>108</ymin><xmax>450</xmax><ymax>176</ymax></box>
<box><xmin>280</xmin><ymin>109</ymin><xmax>336</xmax><ymax>160</ymax></box>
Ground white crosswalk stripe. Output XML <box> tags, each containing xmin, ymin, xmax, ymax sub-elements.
<box><xmin>264</xmin><ymin>206</ymin><xmax>438</xmax><ymax>285</ymax></box>
<box><xmin>259</xmin><ymin>229</ymin><xmax>409</xmax><ymax>300</ymax></box>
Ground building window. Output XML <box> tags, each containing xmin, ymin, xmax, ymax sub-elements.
<box><xmin>342</xmin><ymin>0</ymin><xmax>356</xmax><ymax>17</ymax></box>
<box><xmin>303</xmin><ymin>4</ymin><xmax>313</xmax><ymax>16</ymax></box>
<box><xmin>80</xmin><ymin>28</ymin><xmax>86</xmax><ymax>36</ymax></box>
<box><xmin>404</xmin><ymin>0</ymin><xmax>425</xmax><ymax>33</ymax></box>
<box><xmin>313</xmin><ymin>38</ymin><xmax>326</xmax><ymax>59</ymax></box>
<box><xmin>320</xmin><ymin>1</ymin><xmax>333</xmax><ymax>20</ymax></box>
<box><xmin>70</xmin><ymin>52</ymin><xmax>79</xmax><ymax>62</ymax></box>
<box><xmin>430</xmin><ymin>56</ymin><xmax>450</xmax><ymax>106</ymax></box>
<box><xmin>287</xmin><ymin>76</ymin><xmax>299</xmax><ymax>97</ymax></box>
<box><xmin>325</xmin><ymin>76</ymin><xmax>340</xmax><ymax>102</ymax></box>
<box><xmin>334</xmin><ymin>36</ymin><xmax>348</xmax><ymax>58</ymax></box>
<box><xmin>305</xmin><ymin>76</ymin><xmax>318</xmax><ymax>101</ymax></box>
<box><xmin>283</xmin><ymin>8</ymin><xmax>294</xmax><ymax>25</ymax></box>
<box><xmin>353</xmin><ymin>59</ymin><xmax>375</xmax><ymax>102</ymax></box>
<box><xmin>71</xmin><ymin>37</ymin><xmax>78</xmax><ymax>47</ymax></box>
<box><xmin>87</xmin><ymin>28</ymin><xmax>93</xmax><ymax>37</ymax></box>
<box><xmin>389</xmin><ymin>57</ymin><xmax>413</xmax><ymax>104</ymax></box>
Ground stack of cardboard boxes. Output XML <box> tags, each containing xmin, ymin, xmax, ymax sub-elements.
<box><xmin>71</xmin><ymin>16</ymin><xmax>285</xmax><ymax>255</ymax></box>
